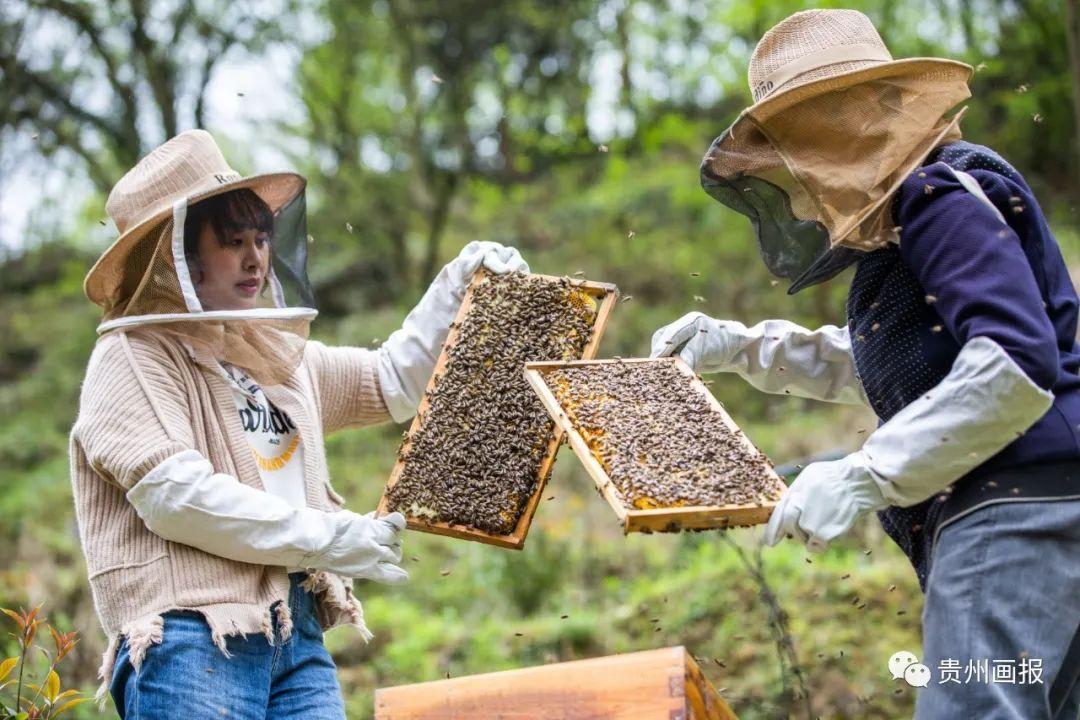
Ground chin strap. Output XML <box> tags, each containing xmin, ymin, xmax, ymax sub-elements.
<box><xmin>171</xmin><ymin>198</ymin><xmax>203</xmax><ymax>313</ymax></box>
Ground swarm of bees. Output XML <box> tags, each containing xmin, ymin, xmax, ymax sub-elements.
<box><xmin>386</xmin><ymin>272</ymin><xmax>599</xmax><ymax>534</ymax></box>
<box><xmin>546</xmin><ymin>361</ymin><xmax>778</xmax><ymax>509</ymax></box>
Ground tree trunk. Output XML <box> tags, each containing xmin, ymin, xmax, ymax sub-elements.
<box><xmin>1066</xmin><ymin>0</ymin><xmax>1080</xmax><ymax>188</ymax></box>
<box><xmin>419</xmin><ymin>172</ymin><xmax>460</xmax><ymax>289</ymax></box>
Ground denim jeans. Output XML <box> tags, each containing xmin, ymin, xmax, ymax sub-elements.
<box><xmin>916</xmin><ymin>499</ymin><xmax>1080</xmax><ymax>719</ymax></box>
<box><xmin>109</xmin><ymin>571</ymin><xmax>346</xmax><ymax>719</ymax></box>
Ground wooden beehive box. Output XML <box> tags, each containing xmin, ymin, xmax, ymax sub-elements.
<box><xmin>374</xmin><ymin>646</ymin><xmax>738</xmax><ymax>719</ymax></box>
<box><xmin>524</xmin><ymin>357</ymin><xmax>787</xmax><ymax>533</ymax></box>
<box><xmin>378</xmin><ymin>270</ymin><xmax>618</xmax><ymax>549</ymax></box>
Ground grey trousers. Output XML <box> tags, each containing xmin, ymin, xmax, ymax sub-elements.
<box><xmin>915</xmin><ymin>498</ymin><xmax>1080</xmax><ymax>719</ymax></box>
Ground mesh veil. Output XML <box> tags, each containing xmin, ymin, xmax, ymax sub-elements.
<box><xmin>98</xmin><ymin>187</ymin><xmax>316</xmax><ymax>386</ymax></box>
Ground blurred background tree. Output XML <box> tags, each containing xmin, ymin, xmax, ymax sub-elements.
<box><xmin>0</xmin><ymin>0</ymin><xmax>301</xmax><ymax>189</ymax></box>
<box><xmin>1</xmin><ymin>0</ymin><xmax>1076</xmax><ymax>717</ymax></box>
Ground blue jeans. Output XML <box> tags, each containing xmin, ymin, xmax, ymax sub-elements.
<box><xmin>916</xmin><ymin>499</ymin><xmax>1080</xmax><ymax>719</ymax></box>
<box><xmin>109</xmin><ymin>572</ymin><xmax>346</xmax><ymax>719</ymax></box>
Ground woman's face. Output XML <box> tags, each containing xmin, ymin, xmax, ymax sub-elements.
<box><xmin>190</xmin><ymin>223</ymin><xmax>271</xmax><ymax>311</ymax></box>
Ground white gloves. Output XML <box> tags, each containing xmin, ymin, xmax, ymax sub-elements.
<box><xmin>127</xmin><ymin>450</ymin><xmax>409</xmax><ymax>584</ymax></box>
<box><xmin>763</xmin><ymin>336</ymin><xmax>1054</xmax><ymax>551</ymax></box>
<box><xmin>763</xmin><ymin>453</ymin><xmax>888</xmax><ymax>552</ymax></box>
<box><xmin>306</xmin><ymin>510</ymin><xmax>408</xmax><ymax>583</ymax></box>
<box><xmin>377</xmin><ymin>240</ymin><xmax>530</xmax><ymax>422</ymax></box>
<box><xmin>650</xmin><ymin>312</ymin><xmax>869</xmax><ymax>405</ymax></box>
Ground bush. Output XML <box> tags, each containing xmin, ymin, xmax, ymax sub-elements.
<box><xmin>0</xmin><ymin>604</ymin><xmax>89</xmax><ymax>720</ymax></box>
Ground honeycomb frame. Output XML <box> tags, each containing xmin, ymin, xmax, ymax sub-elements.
<box><xmin>524</xmin><ymin>357</ymin><xmax>787</xmax><ymax>534</ymax></box>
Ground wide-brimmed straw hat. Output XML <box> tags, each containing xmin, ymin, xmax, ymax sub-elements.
<box><xmin>85</xmin><ymin>129</ymin><xmax>305</xmax><ymax>307</ymax></box>
<box><xmin>724</xmin><ymin>8</ymin><xmax>971</xmax><ymax>146</ymax></box>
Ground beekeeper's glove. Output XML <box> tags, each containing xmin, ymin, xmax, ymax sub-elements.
<box><xmin>377</xmin><ymin>240</ymin><xmax>530</xmax><ymax>422</ymax></box>
<box><xmin>650</xmin><ymin>312</ymin><xmax>869</xmax><ymax>405</ymax></box>
<box><xmin>763</xmin><ymin>337</ymin><xmax>1053</xmax><ymax>552</ymax></box>
<box><xmin>127</xmin><ymin>449</ymin><xmax>410</xmax><ymax>583</ymax></box>
<box><xmin>306</xmin><ymin>510</ymin><xmax>408</xmax><ymax>583</ymax></box>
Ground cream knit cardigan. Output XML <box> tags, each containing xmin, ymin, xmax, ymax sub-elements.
<box><xmin>69</xmin><ymin>327</ymin><xmax>391</xmax><ymax>707</ymax></box>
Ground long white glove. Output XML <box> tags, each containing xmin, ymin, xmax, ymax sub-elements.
<box><xmin>127</xmin><ymin>450</ymin><xmax>409</xmax><ymax>583</ymax></box>
<box><xmin>763</xmin><ymin>336</ymin><xmax>1054</xmax><ymax>551</ymax></box>
<box><xmin>650</xmin><ymin>312</ymin><xmax>869</xmax><ymax>405</ymax></box>
<box><xmin>377</xmin><ymin>240</ymin><xmax>530</xmax><ymax>422</ymax></box>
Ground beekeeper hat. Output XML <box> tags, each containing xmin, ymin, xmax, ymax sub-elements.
<box><xmin>701</xmin><ymin>9</ymin><xmax>972</xmax><ymax>293</ymax></box>
<box><xmin>87</xmin><ymin>129</ymin><xmax>317</xmax><ymax>386</ymax></box>
<box><xmin>85</xmin><ymin>129</ymin><xmax>305</xmax><ymax>308</ymax></box>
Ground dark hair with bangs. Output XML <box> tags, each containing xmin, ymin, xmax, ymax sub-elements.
<box><xmin>183</xmin><ymin>188</ymin><xmax>274</xmax><ymax>260</ymax></box>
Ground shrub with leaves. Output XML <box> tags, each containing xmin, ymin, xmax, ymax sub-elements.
<box><xmin>0</xmin><ymin>604</ymin><xmax>88</xmax><ymax>720</ymax></box>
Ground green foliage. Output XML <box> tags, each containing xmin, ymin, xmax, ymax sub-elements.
<box><xmin>0</xmin><ymin>604</ymin><xmax>89</xmax><ymax>719</ymax></box>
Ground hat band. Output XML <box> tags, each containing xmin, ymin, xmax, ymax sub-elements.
<box><xmin>752</xmin><ymin>43</ymin><xmax>891</xmax><ymax>101</ymax></box>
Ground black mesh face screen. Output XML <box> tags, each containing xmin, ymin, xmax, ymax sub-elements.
<box><xmin>270</xmin><ymin>188</ymin><xmax>316</xmax><ymax>309</ymax></box>
<box><xmin>701</xmin><ymin>169</ymin><xmax>830</xmax><ymax>280</ymax></box>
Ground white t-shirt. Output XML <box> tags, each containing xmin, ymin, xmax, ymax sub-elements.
<box><xmin>220</xmin><ymin>363</ymin><xmax>308</xmax><ymax>508</ymax></box>
<box><xmin>221</xmin><ymin>364</ymin><xmax>309</xmax><ymax>572</ymax></box>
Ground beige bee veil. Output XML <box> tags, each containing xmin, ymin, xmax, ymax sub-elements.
<box><xmin>86</xmin><ymin>130</ymin><xmax>316</xmax><ymax>385</ymax></box>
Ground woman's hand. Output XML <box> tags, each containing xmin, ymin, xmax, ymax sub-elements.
<box><xmin>650</xmin><ymin>313</ymin><xmax>870</xmax><ymax>405</ymax></box>
<box><xmin>763</xmin><ymin>453</ymin><xmax>887</xmax><ymax>552</ymax></box>
<box><xmin>127</xmin><ymin>450</ymin><xmax>411</xmax><ymax>581</ymax></box>
<box><xmin>304</xmin><ymin>511</ymin><xmax>409</xmax><ymax>584</ymax></box>
<box><xmin>650</xmin><ymin>311</ymin><xmax>732</xmax><ymax>372</ymax></box>
<box><xmin>764</xmin><ymin>337</ymin><xmax>1055</xmax><ymax>552</ymax></box>
<box><xmin>444</xmin><ymin>240</ymin><xmax>530</xmax><ymax>296</ymax></box>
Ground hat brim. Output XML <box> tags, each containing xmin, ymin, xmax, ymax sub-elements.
<box><xmin>85</xmin><ymin>171</ymin><xmax>305</xmax><ymax>307</ymax></box>
<box><xmin>708</xmin><ymin>57</ymin><xmax>971</xmax><ymax>286</ymax></box>
<box><xmin>705</xmin><ymin>59</ymin><xmax>973</xmax><ymax>220</ymax></box>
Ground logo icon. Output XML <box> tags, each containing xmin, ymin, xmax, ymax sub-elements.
<box><xmin>904</xmin><ymin>662</ymin><xmax>932</xmax><ymax>687</ymax></box>
<box><xmin>888</xmin><ymin>650</ymin><xmax>923</xmax><ymax>683</ymax></box>
<box><xmin>888</xmin><ymin>650</ymin><xmax>919</xmax><ymax>680</ymax></box>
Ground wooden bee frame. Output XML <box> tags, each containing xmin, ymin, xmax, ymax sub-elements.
<box><xmin>524</xmin><ymin>357</ymin><xmax>787</xmax><ymax>534</ymax></box>
<box><xmin>374</xmin><ymin>646</ymin><xmax>739</xmax><ymax>719</ymax></box>
<box><xmin>378</xmin><ymin>270</ymin><xmax>619</xmax><ymax>549</ymax></box>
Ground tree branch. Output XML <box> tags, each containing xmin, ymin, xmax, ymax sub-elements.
<box><xmin>419</xmin><ymin>170</ymin><xmax>459</xmax><ymax>287</ymax></box>
<box><xmin>25</xmin><ymin>0</ymin><xmax>140</xmax><ymax>163</ymax></box>
<box><xmin>3</xmin><ymin>56</ymin><xmax>122</xmax><ymax>147</ymax></box>
<box><xmin>193</xmin><ymin>34</ymin><xmax>225</xmax><ymax>129</ymax></box>
<box><xmin>716</xmin><ymin>532</ymin><xmax>814</xmax><ymax>719</ymax></box>
<box><xmin>130</xmin><ymin>0</ymin><xmax>178</xmax><ymax>137</ymax></box>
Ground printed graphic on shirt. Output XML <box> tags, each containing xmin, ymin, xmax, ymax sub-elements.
<box><xmin>221</xmin><ymin>363</ymin><xmax>307</xmax><ymax>509</ymax></box>
<box><xmin>238</xmin><ymin>388</ymin><xmax>297</xmax><ymax>435</ymax></box>
<box><xmin>227</xmin><ymin>367</ymin><xmax>295</xmax><ymax>432</ymax></box>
